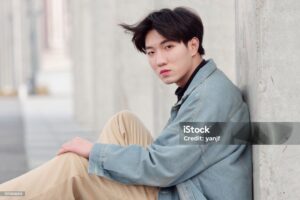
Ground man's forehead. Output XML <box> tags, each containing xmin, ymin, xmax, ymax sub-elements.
<box><xmin>145</xmin><ymin>30</ymin><xmax>176</xmax><ymax>49</ymax></box>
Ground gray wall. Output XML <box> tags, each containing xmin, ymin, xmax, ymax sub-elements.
<box><xmin>236</xmin><ymin>0</ymin><xmax>300</xmax><ymax>199</ymax></box>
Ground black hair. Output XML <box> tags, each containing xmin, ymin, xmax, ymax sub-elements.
<box><xmin>120</xmin><ymin>7</ymin><xmax>205</xmax><ymax>55</ymax></box>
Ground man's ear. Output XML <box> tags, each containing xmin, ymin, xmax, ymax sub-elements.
<box><xmin>188</xmin><ymin>37</ymin><xmax>200</xmax><ymax>56</ymax></box>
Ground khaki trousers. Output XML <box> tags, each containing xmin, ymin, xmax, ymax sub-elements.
<box><xmin>0</xmin><ymin>110</ymin><xmax>159</xmax><ymax>200</ymax></box>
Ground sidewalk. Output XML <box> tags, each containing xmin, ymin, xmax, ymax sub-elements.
<box><xmin>0</xmin><ymin>96</ymin><xmax>97</xmax><ymax>183</ymax></box>
<box><xmin>0</xmin><ymin>98</ymin><xmax>27</xmax><ymax>183</ymax></box>
<box><xmin>21</xmin><ymin>95</ymin><xmax>96</xmax><ymax>169</ymax></box>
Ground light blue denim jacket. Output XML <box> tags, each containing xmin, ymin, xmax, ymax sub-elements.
<box><xmin>88</xmin><ymin>59</ymin><xmax>253</xmax><ymax>200</ymax></box>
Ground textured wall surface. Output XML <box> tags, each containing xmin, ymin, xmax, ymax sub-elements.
<box><xmin>236</xmin><ymin>0</ymin><xmax>300</xmax><ymax>199</ymax></box>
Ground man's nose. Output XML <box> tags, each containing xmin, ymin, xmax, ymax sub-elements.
<box><xmin>155</xmin><ymin>51</ymin><xmax>167</xmax><ymax>67</ymax></box>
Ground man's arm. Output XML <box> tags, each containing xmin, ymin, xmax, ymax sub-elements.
<box><xmin>87</xmin><ymin>94</ymin><xmax>248</xmax><ymax>187</ymax></box>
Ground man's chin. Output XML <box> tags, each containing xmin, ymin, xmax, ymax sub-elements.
<box><xmin>161</xmin><ymin>79</ymin><xmax>176</xmax><ymax>85</ymax></box>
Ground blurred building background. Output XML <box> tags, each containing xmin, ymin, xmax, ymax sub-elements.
<box><xmin>0</xmin><ymin>0</ymin><xmax>300</xmax><ymax>199</ymax></box>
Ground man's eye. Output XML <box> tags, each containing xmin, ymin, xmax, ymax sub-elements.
<box><xmin>147</xmin><ymin>51</ymin><xmax>154</xmax><ymax>56</ymax></box>
<box><xmin>165</xmin><ymin>45</ymin><xmax>174</xmax><ymax>49</ymax></box>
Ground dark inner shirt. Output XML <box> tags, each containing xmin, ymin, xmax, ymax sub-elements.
<box><xmin>175</xmin><ymin>59</ymin><xmax>207</xmax><ymax>102</ymax></box>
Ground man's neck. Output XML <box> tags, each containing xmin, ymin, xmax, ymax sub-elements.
<box><xmin>192</xmin><ymin>55</ymin><xmax>203</xmax><ymax>74</ymax></box>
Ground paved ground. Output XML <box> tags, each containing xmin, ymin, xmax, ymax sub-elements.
<box><xmin>0</xmin><ymin>96</ymin><xmax>96</xmax><ymax>184</ymax></box>
<box><xmin>0</xmin><ymin>98</ymin><xmax>28</xmax><ymax>183</ymax></box>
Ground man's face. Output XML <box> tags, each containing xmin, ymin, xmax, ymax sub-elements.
<box><xmin>145</xmin><ymin>29</ymin><xmax>197</xmax><ymax>87</ymax></box>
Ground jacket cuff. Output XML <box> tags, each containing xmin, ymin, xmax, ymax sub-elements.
<box><xmin>88</xmin><ymin>143</ymin><xmax>108</xmax><ymax>176</ymax></box>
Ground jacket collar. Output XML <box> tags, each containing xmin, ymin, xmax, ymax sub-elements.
<box><xmin>173</xmin><ymin>59</ymin><xmax>217</xmax><ymax>106</ymax></box>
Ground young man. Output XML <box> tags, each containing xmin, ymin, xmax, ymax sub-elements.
<box><xmin>0</xmin><ymin>7</ymin><xmax>252</xmax><ymax>200</ymax></box>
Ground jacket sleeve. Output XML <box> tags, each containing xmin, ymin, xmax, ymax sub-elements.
<box><xmin>88</xmin><ymin>91</ymin><xmax>248</xmax><ymax>187</ymax></box>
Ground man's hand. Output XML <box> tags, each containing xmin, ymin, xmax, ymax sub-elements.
<box><xmin>57</xmin><ymin>137</ymin><xmax>93</xmax><ymax>159</ymax></box>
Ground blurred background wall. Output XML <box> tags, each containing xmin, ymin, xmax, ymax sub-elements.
<box><xmin>0</xmin><ymin>0</ymin><xmax>32</xmax><ymax>96</ymax></box>
<box><xmin>0</xmin><ymin>0</ymin><xmax>300</xmax><ymax>199</ymax></box>
<box><xmin>0</xmin><ymin>0</ymin><xmax>71</xmax><ymax>97</ymax></box>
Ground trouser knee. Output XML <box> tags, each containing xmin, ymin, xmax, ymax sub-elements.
<box><xmin>56</xmin><ymin>153</ymin><xmax>87</xmax><ymax>175</ymax></box>
<box><xmin>113</xmin><ymin>110</ymin><xmax>138</xmax><ymax>121</ymax></box>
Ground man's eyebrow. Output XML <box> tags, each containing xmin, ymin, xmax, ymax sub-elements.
<box><xmin>145</xmin><ymin>39</ymin><xmax>173</xmax><ymax>50</ymax></box>
<box><xmin>145</xmin><ymin>46</ymin><xmax>154</xmax><ymax>50</ymax></box>
<box><xmin>160</xmin><ymin>39</ymin><xmax>172</xmax><ymax>45</ymax></box>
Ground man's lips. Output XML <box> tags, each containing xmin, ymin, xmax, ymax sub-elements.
<box><xmin>160</xmin><ymin>69</ymin><xmax>171</xmax><ymax>75</ymax></box>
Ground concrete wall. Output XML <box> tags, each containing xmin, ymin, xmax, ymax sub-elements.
<box><xmin>236</xmin><ymin>0</ymin><xmax>300</xmax><ymax>199</ymax></box>
<box><xmin>69</xmin><ymin>0</ymin><xmax>236</xmax><ymax>137</ymax></box>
